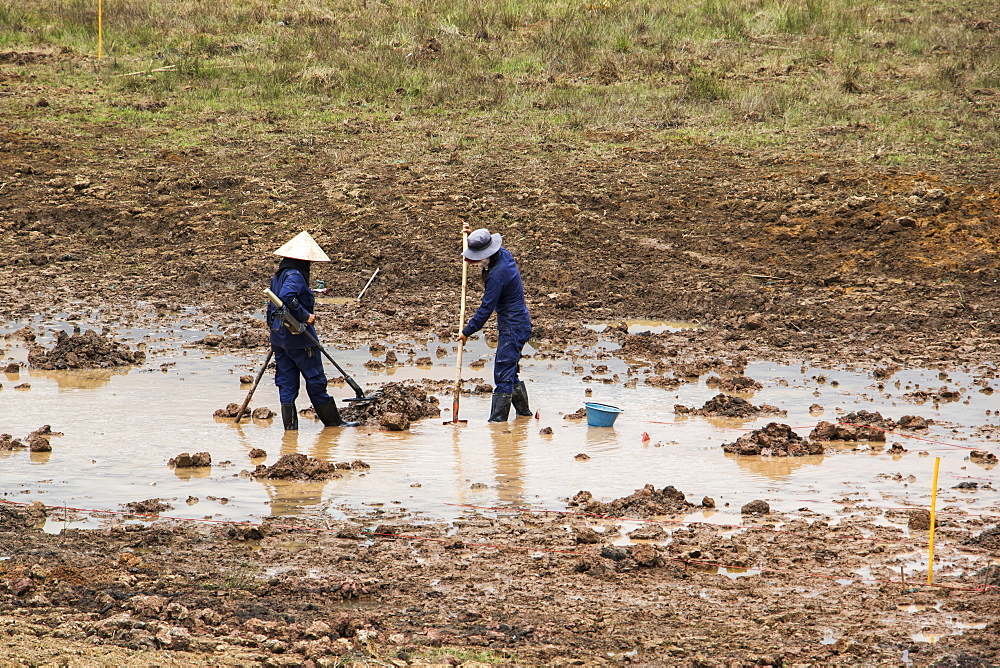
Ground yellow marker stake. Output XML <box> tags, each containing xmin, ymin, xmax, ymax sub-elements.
<box><xmin>98</xmin><ymin>0</ymin><xmax>103</xmax><ymax>59</ymax></box>
<box><xmin>927</xmin><ymin>456</ymin><xmax>941</xmax><ymax>585</ymax></box>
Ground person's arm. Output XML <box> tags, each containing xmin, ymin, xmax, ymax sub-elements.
<box><xmin>462</xmin><ymin>266</ymin><xmax>505</xmax><ymax>337</ymax></box>
<box><xmin>277</xmin><ymin>270</ymin><xmax>313</xmax><ymax>326</ymax></box>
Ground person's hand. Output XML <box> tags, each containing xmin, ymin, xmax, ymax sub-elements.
<box><xmin>306</xmin><ymin>313</ymin><xmax>316</xmax><ymax>325</ymax></box>
<box><xmin>462</xmin><ymin>222</ymin><xmax>471</xmax><ymax>235</ymax></box>
<box><xmin>458</xmin><ymin>333</ymin><xmax>468</xmax><ymax>345</ymax></box>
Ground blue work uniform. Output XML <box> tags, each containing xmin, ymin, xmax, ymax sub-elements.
<box><xmin>462</xmin><ymin>247</ymin><xmax>532</xmax><ymax>394</ymax></box>
<box><xmin>266</xmin><ymin>261</ymin><xmax>333</xmax><ymax>407</ymax></box>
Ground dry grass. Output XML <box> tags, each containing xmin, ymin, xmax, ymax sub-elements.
<box><xmin>1</xmin><ymin>0</ymin><xmax>998</xmax><ymax>165</ymax></box>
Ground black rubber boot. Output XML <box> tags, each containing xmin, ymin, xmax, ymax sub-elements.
<box><xmin>488</xmin><ymin>393</ymin><xmax>512</xmax><ymax>422</ymax></box>
<box><xmin>280</xmin><ymin>403</ymin><xmax>298</xmax><ymax>431</ymax></box>
<box><xmin>511</xmin><ymin>381</ymin><xmax>532</xmax><ymax>417</ymax></box>
<box><xmin>315</xmin><ymin>400</ymin><xmax>359</xmax><ymax>428</ymax></box>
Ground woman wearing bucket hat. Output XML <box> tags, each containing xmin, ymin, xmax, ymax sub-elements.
<box><xmin>458</xmin><ymin>224</ymin><xmax>533</xmax><ymax>422</ymax></box>
<box><xmin>266</xmin><ymin>231</ymin><xmax>357</xmax><ymax>431</ymax></box>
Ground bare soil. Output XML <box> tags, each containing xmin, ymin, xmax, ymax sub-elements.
<box><xmin>2</xmin><ymin>45</ymin><xmax>1000</xmax><ymax>666</ymax></box>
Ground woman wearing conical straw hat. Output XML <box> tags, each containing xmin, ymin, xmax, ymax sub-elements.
<box><xmin>266</xmin><ymin>231</ymin><xmax>357</xmax><ymax>431</ymax></box>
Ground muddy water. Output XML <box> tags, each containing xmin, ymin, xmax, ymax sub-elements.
<box><xmin>2</xmin><ymin>318</ymin><xmax>998</xmax><ymax>542</ymax></box>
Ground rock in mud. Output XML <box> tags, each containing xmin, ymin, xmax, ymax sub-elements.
<box><xmin>340</xmin><ymin>382</ymin><xmax>440</xmax><ymax>425</ymax></box>
<box><xmin>27</xmin><ymin>329</ymin><xmax>145</xmax><ymax>370</ymax></box>
<box><xmin>253</xmin><ymin>453</ymin><xmax>342</xmax><ymax>480</ymax></box>
<box><xmin>675</xmin><ymin>393</ymin><xmax>785</xmax><ymax>418</ymax></box>
<box><xmin>4</xmin><ymin>362</ymin><xmax>19</xmax><ymax>373</ymax></box>
<box><xmin>248</xmin><ymin>448</ymin><xmax>266</xmax><ymax>459</ymax></box>
<box><xmin>251</xmin><ymin>407</ymin><xmax>274</xmax><ymax>419</ymax></box>
<box><xmin>563</xmin><ymin>407</ymin><xmax>587</xmax><ymax>420</ymax></box>
<box><xmin>568</xmin><ymin>484</ymin><xmax>693</xmax><ymax>517</ymax></box>
<box><xmin>168</xmin><ymin>452</ymin><xmax>212</xmax><ymax>467</ymax></box>
<box><xmin>722</xmin><ymin>422</ymin><xmax>823</xmax><ymax>456</ymax></box>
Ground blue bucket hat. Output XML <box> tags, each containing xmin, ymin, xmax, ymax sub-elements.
<box><xmin>463</xmin><ymin>228</ymin><xmax>502</xmax><ymax>260</ymax></box>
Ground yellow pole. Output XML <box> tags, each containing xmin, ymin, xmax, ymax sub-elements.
<box><xmin>98</xmin><ymin>0</ymin><xmax>103</xmax><ymax>59</ymax></box>
<box><xmin>927</xmin><ymin>456</ymin><xmax>940</xmax><ymax>585</ymax></box>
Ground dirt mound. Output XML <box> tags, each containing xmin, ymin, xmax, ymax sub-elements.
<box><xmin>706</xmin><ymin>375</ymin><xmax>763</xmax><ymax>392</ymax></box>
<box><xmin>253</xmin><ymin>453</ymin><xmax>369</xmax><ymax>480</ymax></box>
<box><xmin>27</xmin><ymin>330</ymin><xmax>145</xmax><ymax>370</ymax></box>
<box><xmin>675</xmin><ymin>393</ymin><xmax>785</xmax><ymax>418</ymax></box>
<box><xmin>340</xmin><ymin>382</ymin><xmax>440</xmax><ymax>425</ymax></box>
<box><xmin>810</xmin><ymin>420</ymin><xmax>887</xmax><ymax>442</ymax></box>
<box><xmin>722</xmin><ymin>422</ymin><xmax>823</xmax><ymax>456</ymax></box>
<box><xmin>124</xmin><ymin>499</ymin><xmax>173</xmax><ymax>515</ymax></box>
<box><xmin>568</xmin><ymin>484</ymin><xmax>694</xmax><ymax>517</ymax></box>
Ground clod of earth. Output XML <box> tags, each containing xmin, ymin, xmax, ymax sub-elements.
<box><xmin>27</xmin><ymin>329</ymin><xmax>145</xmax><ymax>370</ymax></box>
<box><xmin>908</xmin><ymin>509</ymin><xmax>938</xmax><ymax>530</ymax></box>
<box><xmin>169</xmin><ymin>452</ymin><xmax>212</xmax><ymax>468</ymax></box>
<box><xmin>810</xmin><ymin>420</ymin><xmax>887</xmax><ymax>442</ymax></box>
<box><xmin>722</xmin><ymin>422</ymin><xmax>823</xmax><ymax>456</ymax></box>
<box><xmin>250</xmin><ymin>407</ymin><xmax>274</xmax><ymax>419</ymax></box>
<box><xmin>742</xmin><ymin>500</ymin><xmax>771</xmax><ymax>515</ymax></box>
<box><xmin>213</xmin><ymin>403</ymin><xmax>249</xmax><ymax>419</ymax></box>
<box><xmin>340</xmin><ymin>382</ymin><xmax>440</xmax><ymax>425</ymax></box>
<box><xmin>705</xmin><ymin>375</ymin><xmax>763</xmax><ymax>392</ymax></box>
<box><xmin>125</xmin><ymin>499</ymin><xmax>173</xmax><ymax>515</ymax></box>
<box><xmin>970</xmin><ymin>450</ymin><xmax>999</xmax><ymax>465</ymax></box>
<box><xmin>676</xmin><ymin>393</ymin><xmax>785</xmax><ymax>418</ymax></box>
<box><xmin>253</xmin><ymin>453</ymin><xmax>368</xmax><ymax>480</ymax></box>
<box><xmin>568</xmin><ymin>484</ymin><xmax>693</xmax><ymax>517</ymax></box>
<box><xmin>248</xmin><ymin>448</ymin><xmax>266</xmax><ymax>459</ymax></box>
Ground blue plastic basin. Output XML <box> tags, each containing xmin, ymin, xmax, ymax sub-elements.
<box><xmin>584</xmin><ymin>402</ymin><xmax>623</xmax><ymax>427</ymax></box>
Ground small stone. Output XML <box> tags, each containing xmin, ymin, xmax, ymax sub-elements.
<box><xmin>239</xmin><ymin>375</ymin><xmax>254</xmax><ymax>384</ymax></box>
<box><xmin>702</xmin><ymin>496</ymin><xmax>716</xmax><ymax>509</ymax></box>
<box><xmin>249</xmin><ymin>448</ymin><xmax>266</xmax><ymax>459</ymax></box>
<box><xmin>539</xmin><ymin>426</ymin><xmax>553</xmax><ymax>435</ymax></box>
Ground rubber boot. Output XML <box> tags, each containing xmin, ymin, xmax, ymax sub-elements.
<box><xmin>280</xmin><ymin>403</ymin><xmax>298</xmax><ymax>431</ymax></box>
<box><xmin>511</xmin><ymin>381</ymin><xmax>532</xmax><ymax>417</ymax></box>
<box><xmin>488</xmin><ymin>393</ymin><xmax>512</xmax><ymax>422</ymax></box>
<box><xmin>315</xmin><ymin>400</ymin><xmax>359</xmax><ymax>428</ymax></box>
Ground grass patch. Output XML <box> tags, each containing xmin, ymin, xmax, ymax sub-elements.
<box><xmin>1</xmin><ymin>0</ymin><xmax>997</xmax><ymax>165</ymax></box>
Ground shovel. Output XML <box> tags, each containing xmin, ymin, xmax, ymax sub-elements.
<box><xmin>445</xmin><ymin>228</ymin><xmax>470</xmax><ymax>425</ymax></box>
<box><xmin>265</xmin><ymin>289</ymin><xmax>380</xmax><ymax>406</ymax></box>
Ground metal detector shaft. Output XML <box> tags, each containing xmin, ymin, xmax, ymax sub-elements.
<box><xmin>265</xmin><ymin>289</ymin><xmax>367</xmax><ymax>401</ymax></box>
<box><xmin>235</xmin><ymin>350</ymin><xmax>273</xmax><ymax>424</ymax></box>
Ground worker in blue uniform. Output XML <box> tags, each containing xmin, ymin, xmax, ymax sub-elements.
<box><xmin>266</xmin><ymin>231</ymin><xmax>357</xmax><ymax>431</ymax></box>
<box><xmin>458</xmin><ymin>225</ymin><xmax>533</xmax><ymax>422</ymax></box>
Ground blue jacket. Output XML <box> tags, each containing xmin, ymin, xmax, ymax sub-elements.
<box><xmin>267</xmin><ymin>265</ymin><xmax>319</xmax><ymax>350</ymax></box>
<box><xmin>463</xmin><ymin>247</ymin><xmax>531</xmax><ymax>337</ymax></box>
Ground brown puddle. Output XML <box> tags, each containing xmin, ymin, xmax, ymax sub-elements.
<box><xmin>1</xmin><ymin>320</ymin><xmax>997</xmax><ymax>540</ymax></box>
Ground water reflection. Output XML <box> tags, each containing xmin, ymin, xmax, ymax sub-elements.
<box><xmin>490</xmin><ymin>420</ymin><xmax>529</xmax><ymax>505</ymax></box>
<box><xmin>725</xmin><ymin>452</ymin><xmax>825</xmax><ymax>480</ymax></box>
<box><xmin>31</xmin><ymin>368</ymin><xmax>127</xmax><ymax>390</ymax></box>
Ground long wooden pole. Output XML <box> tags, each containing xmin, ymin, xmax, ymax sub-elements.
<box><xmin>448</xmin><ymin>229</ymin><xmax>470</xmax><ymax>424</ymax></box>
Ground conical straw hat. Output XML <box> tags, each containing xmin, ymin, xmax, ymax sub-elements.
<box><xmin>273</xmin><ymin>231</ymin><xmax>330</xmax><ymax>262</ymax></box>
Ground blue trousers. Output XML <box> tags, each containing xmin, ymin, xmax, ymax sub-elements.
<box><xmin>494</xmin><ymin>328</ymin><xmax>531</xmax><ymax>394</ymax></box>
<box><xmin>273</xmin><ymin>346</ymin><xmax>333</xmax><ymax>406</ymax></box>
